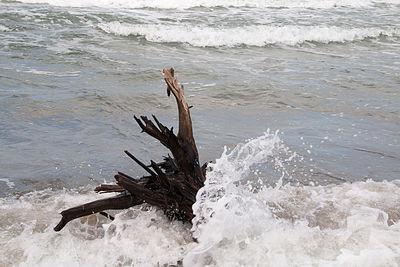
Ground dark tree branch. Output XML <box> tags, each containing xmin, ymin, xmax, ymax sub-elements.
<box><xmin>54</xmin><ymin>68</ymin><xmax>206</xmax><ymax>232</ymax></box>
<box><xmin>124</xmin><ymin>150</ymin><xmax>157</xmax><ymax>177</ymax></box>
<box><xmin>94</xmin><ymin>184</ymin><xmax>125</xmax><ymax>193</ymax></box>
<box><xmin>54</xmin><ymin>192</ymin><xmax>140</xmax><ymax>232</ymax></box>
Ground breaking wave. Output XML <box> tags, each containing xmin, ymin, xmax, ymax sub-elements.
<box><xmin>186</xmin><ymin>132</ymin><xmax>400</xmax><ymax>266</ymax></box>
<box><xmin>1</xmin><ymin>133</ymin><xmax>399</xmax><ymax>266</ymax></box>
<box><xmin>13</xmin><ymin>0</ymin><xmax>400</xmax><ymax>9</ymax></box>
<box><xmin>98</xmin><ymin>22</ymin><xmax>400</xmax><ymax>47</ymax></box>
<box><xmin>0</xmin><ymin>25</ymin><xmax>11</xmax><ymax>32</ymax></box>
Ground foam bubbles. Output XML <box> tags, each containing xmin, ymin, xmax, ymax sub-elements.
<box><xmin>0</xmin><ymin>189</ymin><xmax>193</xmax><ymax>266</ymax></box>
<box><xmin>184</xmin><ymin>134</ymin><xmax>400</xmax><ymax>266</ymax></box>
<box><xmin>98</xmin><ymin>22</ymin><xmax>400</xmax><ymax>47</ymax></box>
<box><xmin>0</xmin><ymin>178</ymin><xmax>15</xmax><ymax>188</ymax></box>
<box><xmin>1</xmin><ymin>135</ymin><xmax>399</xmax><ymax>266</ymax></box>
<box><xmin>0</xmin><ymin>25</ymin><xmax>11</xmax><ymax>32</ymax></box>
<box><xmin>185</xmin><ymin>179</ymin><xmax>400</xmax><ymax>266</ymax></box>
<box><xmin>13</xmin><ymin>0</ymin><xmax>400</xmax><ymax>9</ymax></box>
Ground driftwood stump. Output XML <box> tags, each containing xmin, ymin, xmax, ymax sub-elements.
<box><xmin>54</xmin><ymin>68</ymin><xmax>206</xmax><ymax>231</ymax></box>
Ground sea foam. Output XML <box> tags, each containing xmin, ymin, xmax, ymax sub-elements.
<box><xmin>186</xmin><ymin>132</ymin><xmax>400</xmax><ymax>266</ymax></box>
<box><xmin>1</xmin><ymin>133</ymin><xmax>399</xmax><ymax>266</ymax></box>
<box><xmin>98</xmin><ymin>22</ymin><xmax>400</xmax><ymax>47</ymax></box>
<box><xmin>0</xmin><ymin>25</ymin><xmax>11</xmax><ymax>32</ymax></box>
<box><xmin>14</xmin><ymin>0</ymin><xmax>400</xmax><ymax>9</ymax></box>
<box><xmin>0</xmin><ymin>189</ymin><xmax>194</xmax><ymax>266</ymax></box>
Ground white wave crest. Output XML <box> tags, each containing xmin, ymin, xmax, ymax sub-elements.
<box><xmin>0</xmin><ymin>25</ymin><xmax>11</xmax><ymax>32</ymax></box>
<box><xmin>98</xmin><ymin>22</ymin><xmax>399</xmax><ymax>47</ymax></box>
<box><xmin>186</xmin><ymin>133</ymin><xmax>400</xmax><ymax>266</ymax></box>
<box><xmin>0</xmin><ymin>178</ymin><xmax>15</xmax><ymax>188</ymax></box>
<box><xmin>1</xmin><ymin>133</ymin><xmax>400</xmax><ymax>266</ymax></box>
<box><xmin>13</xmin><ymin>0</ymin><xmax>400</xmax><ymax>9</ymax></box>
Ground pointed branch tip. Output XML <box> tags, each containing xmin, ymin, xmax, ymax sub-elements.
<box><xmin>124</xmin><ymin>150</ymin><xmax>157</xmax><ymax>177</ymax></box>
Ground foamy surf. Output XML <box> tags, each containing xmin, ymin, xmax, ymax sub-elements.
<box><xmin>0</xmin><ymin>178</ymin><xmax>15</xmax><ymax>189</ymax></box>
<box><xmin>98</xmin><ymin>22</ymin><xmax>400</xmax><ymax>47</ymax></box>
<box><xmin>12</xmin><ymin>0</ymin><xmax>400</xmax><ymax>9</ymax></box>
<box><xmin>1</xmin><ymin>133</ymin><xmax>399</xmax><ymax>266</ymax></box>
<box><xmin>0</xmin><ymin>25</ymin><xmax>11</xmax><ymax>32</ymax></box>
<box><xmin>0</xmin><ymin>188</ymin><xmax>194</xmax><ymax>266</ymax></box>
<box><xmin>188</xmin><ymin>133</ymin><xmax>400</xmax><ymax>266</ymax></box>
<box><xmin>186</xmin><ymin>179</ymin><xmax>400</xmax><ymax>266</ymax></box>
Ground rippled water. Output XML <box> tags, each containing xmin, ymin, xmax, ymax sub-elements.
<box><xmin>0</xmin><ymin>0</ymin><xmax>399</xmax><ymax>265</ymax></box>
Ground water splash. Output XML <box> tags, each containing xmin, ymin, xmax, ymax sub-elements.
<box><xmin>1</xmin><ymin>134</ymin><xmax>399</xmax><ymax>266</ymax></box>
<box><xmin>0</xmin><ymin>189</ymin><xmax>193</xmax><ymax>266</ymax></box>
<box><xmin>184</xmin><ymin>133</ymin><xmax>400</xmax><ymax>266</ymax></box>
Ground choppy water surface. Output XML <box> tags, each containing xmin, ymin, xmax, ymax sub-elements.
<box><xmin>0</xmin><ymin>0</ymin><xmax>399</xmax><ymax>265</ymax></box>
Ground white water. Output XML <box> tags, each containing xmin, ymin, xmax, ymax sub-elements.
<box><xmin>1</xmin><ymin>133</ymin><xmax>399</xmax><ymax>266</ymax></box>
<box><xmin>0</xmin><ymin>189</ymin><xmax>194</xmax><ymax>266</ymax></box>
<box><xmin>187</xmin><ymin>133</ymin><xmax>400</xmax><ymax>266</ymax></box>
<box><xmin>1</xmin><ymin>0</ymin><xmax>400</xmax><ymax>264</ymax></box>
<box><xmin>13</xmin><ymin>0</ymin><xmax>400</xmax><ymax>9</ymax></box>
<box><xmin>0</xmin><ymin>24</ymin><xmax>10</xmax><ymax>32</ymax></box>
<box><xmin>98</xmin><ymin>22</ymin><xmax>400</xmax><ymax>47</ymax></box>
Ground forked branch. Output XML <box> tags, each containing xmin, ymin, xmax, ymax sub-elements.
<box><xmin>54</xmin><ymin>68</ymin><xmax>206</xmax><ymax>232</ymax></box>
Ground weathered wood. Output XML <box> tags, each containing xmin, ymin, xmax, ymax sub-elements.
<box><xmin>54</xmin><ymin>68</ymin><xmax>206</xmax><ymax>231</ymax></box>
<box><xmin>94</xmin><ymin>184</ymin><xmax>125</xmax><ymax>193</ymax></box>
<box><xmin>124</xmin><ymin>150</ymin><xmax>157</xmax><ymax>177</ymax></box>
<box><xmin>54</xmin><ymin>192</ymin><xmax>141</xmax><ymax>232</ymax></box>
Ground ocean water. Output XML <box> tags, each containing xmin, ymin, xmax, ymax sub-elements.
<box><xmin>0</xmin><ymin>0</ymin><xmax>399</xmax><ymax>265</ymax></box>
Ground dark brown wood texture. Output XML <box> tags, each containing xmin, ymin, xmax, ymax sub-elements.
<box><xmin>54</xmin><ymin>68</ymin><xmax>206</xmax><ymax>231</ymax></box>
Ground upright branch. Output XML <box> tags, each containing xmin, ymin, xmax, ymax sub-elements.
<box><xmin>163</xmin><ymin>69</ymin><xmax>195</xmax><ymax>148</ymax></box>
<box><xmin>164</xmin><ymin>68</ymin><xmax>203</xmax><ymax>185</ymax></box>
<box><xmin>54</xmin><ymin>68</ymin><xmax>206</xmax><ymax>232</ymax></box>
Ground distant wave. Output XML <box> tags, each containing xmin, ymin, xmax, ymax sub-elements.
<box><xmin>98</xmin><ymin>22</ymin><xmax>400</xmax><ymax>47</ymax></box>
<box><xmin>0</xmin><ymin>25</ymin><xmax>11</xmax><ymax>32</ymax></box>
<box><xmin>14</xmin><ymin>0</ymin><xmax>400</xmax><ymax>9</ymax></box>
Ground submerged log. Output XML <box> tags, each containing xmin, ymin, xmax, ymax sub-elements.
<box><xmin>54</xmin><ymin>68</ymin><xmax>206</xmax><ymax>231</ymax></box>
